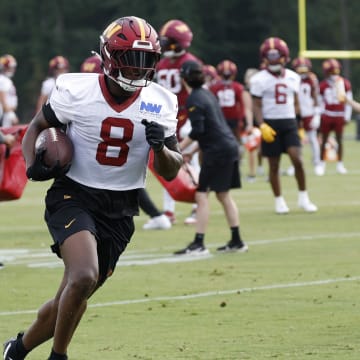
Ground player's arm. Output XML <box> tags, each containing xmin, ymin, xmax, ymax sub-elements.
<box><xmin>345</xmin><ymin>96</ymin><xmax>360</xmax><ymax>113</ymax></box>
<box><xmin>252</xmin><ymin>96</ymin><xmax>264</xmax><ymax>125</ymax></box>
<box><xmin>242</xmin><ymin>90</ymin><xmax>254</xmax><ymax>132</ymax></box>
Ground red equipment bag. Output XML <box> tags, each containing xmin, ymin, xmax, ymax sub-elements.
<box><xmin>147</xmin><ymin>150</ymin><xmax>198</xmax><ymax>203</ymax></box>
<box><xmin>0</xmin><ymin>125</ymin><xmax>28</xmax><ymax>201</ymax></box>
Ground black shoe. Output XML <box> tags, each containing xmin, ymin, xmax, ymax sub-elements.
<box><xmin>3</xmin><ymin>332</ymin><xmax>24</xmax><ymax>360</ymax></box>
<box><xmin>174</xmin><ymin>241</ymin><xmax>209</xmax><ymax>256</ymax></box>
<box><xmin>217</xmin><ymin>241</ymin><xmax>249</xmax><ymax>253</ymax></box>
<box><xmin>0</xmin><ymin>262</ymin><xmax>4</xmax><ymax>269</ymax></box>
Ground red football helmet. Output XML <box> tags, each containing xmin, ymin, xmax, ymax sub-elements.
<box><xmin>100</xmin><ymin>16</ymin><xmax>161</xmax><ymax>92</ymax></box>
<box><xmin>292</xmin><ymin>57</ymin><xmax>312</xmax><ymax>74</ymax></box>
<box><xmin>203</xmin><ymin>64</ymin><xmax>220</xmax><ymax>84</ymax></box>
<box><xmin>216</xmin><ymin>60</ymin><xmax>238</xmax><ymax>80</ymax></box>
<box><xmin>0</xmin><ymin>54</ymin><xmax>17</xmax><ymax>78</ymax></box>
<box><xmin>159</xmin><ymin>19</ymin><xmax>193</xmax><ymax>58</ymax></box>
<box><xmin>322</xmin><ymin>58</ymin><xmax>341</xmax><ymax>76</ymax></box>
<box><xmin>49</xmin><ymin>56</ymin><xmax>70</xmax><ymax>74</ymax></box>
<box><xmin>80</xmin><ymin>54</ymin><xmax>103</xmax><ymax>74</ymax></box>
<box><xmin>260</xmin><ymin>37</ymin><xmax>290</xmax><ymax>72</ymax></box>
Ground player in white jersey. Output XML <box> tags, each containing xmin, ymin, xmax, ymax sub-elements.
<box><xmin>3</xmin><ymin>17</ymin><xmax>182</xmax><ymax>360</ymax></box>
<box><xmin>35</xmin><ymin>56</ymin><xmax>70</xmax><ymax>113</ymax></box>
<box><xmin>250</xmin><ymin>37</ymin><xmax>317</xmax><ymax>214</ymax></box>
<box><xmin>291</xmin><ymin>57</ymin><xmax>322</xmax><ymax>176</ymax></box>
<box><xmin>0</xmin><ymin>54</ymin><xmax>19</xmax><ymax>127</ymax></box>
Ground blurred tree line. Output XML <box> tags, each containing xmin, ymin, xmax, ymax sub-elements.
<box><xmin>1</xmin><ymin>0</ymin><xmax>360</xmax><ymax>121</ymax></box>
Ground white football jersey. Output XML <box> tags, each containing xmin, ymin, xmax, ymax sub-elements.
<box><xmin>49</xmin><ymin>73</ymin><xmax>178</xmax><ymax>191</ymax></box>
<box><xmin>0</xmin><ymin>74</ymin><xmax>18</xmax><ymax>118</ymax></box>
<box><xmin>250</xmin><ymin>69</ymin><xmax>300</xmax><ymax>119</ymax></box>
<box><xmin>40</xmin><ymin>77</ymin><xmax>56</xmax><ymax>97</ymax></box>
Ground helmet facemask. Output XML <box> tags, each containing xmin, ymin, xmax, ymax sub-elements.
<box><xmin>102</xmin><ymin>39</ymin><xmax>160</xmax><ymax>92</ymax></box>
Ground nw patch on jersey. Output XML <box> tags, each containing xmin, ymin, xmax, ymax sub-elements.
<box><xmin>139</xmin><ymin>101</ymin><xmax>162</xmax><ymax>118</ymax></box>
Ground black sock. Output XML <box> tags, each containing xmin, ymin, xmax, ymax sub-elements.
<box><xmin>48</xmin><ymin>349</ymin><xmax>68</xmax><ymax>360</ymax></box>
<box><xmin>194</xmin><ymin>233</ymin><xmax>204</xmax><ymax>246</ymax></box>
<box><xmin>230</xmin><ymin>227</ymin><xmax>242</xmax><ymax>244</ymax></box>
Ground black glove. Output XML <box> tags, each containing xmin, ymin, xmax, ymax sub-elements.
<box><xmin>141</xmin><ymin>119</ymin><xmax>165</xmax><ymax>152</ymax></box>
<box><xmin>26</xmin><ymin>148</ymin><xmax>70</xmax><ymax>181</ymax></box>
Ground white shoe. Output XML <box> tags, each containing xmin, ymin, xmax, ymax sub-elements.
<box><xmin>275</xmin><ymin>197</ymin><xmax>289</xmax><ymax>214</ymax></box>
<box><xmin>298</xmin><ymin>199</ymin><xmax>318</xmax><ymax>212</ymax></box>
<box><xmin>143</xmin><ymin>214</ymin><xmax>172</xmax><ymax>230</ymax></box>
<box><xmin>336</xmin><ymin>162</ymin><xmax>347</xmax><ymax>174</ymax></box>
<box><xmin>314</xmin><ymin>164</ymin><xmax>324</xmax><ymax>176</ymax></box>
<box><xmin>286</xmin><ymin>166</ymin><xmax>295</xmax><ymax>176</ymax></box>
<box><xmin>184</xmin><ymin>210</ymin><xmax>197</xmax><ymax>225</ymax></box>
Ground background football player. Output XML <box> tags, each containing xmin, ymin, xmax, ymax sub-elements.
<box><xmin>250</xmin><ymin>37</ymin><xmax>317</xmax><ymax>214</ymax></box>
<box><xmin>156</xmin><ymin>19</ymin><xmax>202</xmax><ymax>225</ymax></box>
<box><xmin>291</xmin><ymin>57</ymin><xmax>322</xmax><ymax>176</ymax></box>
<box><xmin>318</xmin><ymin>58</ymin><xmax>352</xmax><ymax>175</ymax></box>
<box><xmin>0</xmin><ymin>54</ymin><xmax>19</xmax><ymax>127</ymax></box>
<box><xmin>35</xmin><ymin>55</ymin><xmax>70</xmax><ymax>114</ymax></box>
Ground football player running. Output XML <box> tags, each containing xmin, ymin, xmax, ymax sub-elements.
<box><xmin>250</xmin><ymin>37</ymin><xmax>317</xmax><ymax>214</ymax></box>
<box><xmin>318</xmin><ymin>59</ymin><xmax>352</xmax><ymax>175</ymax></box>
<box><xmin>3</xmin><ymin>16</ymin><xmax>182</xmax><ymax>360</ymax></box>
<box><xmin>291</xmin><ymin>57</ymin><xmax>322</xmax><ymax>176</ymax></box>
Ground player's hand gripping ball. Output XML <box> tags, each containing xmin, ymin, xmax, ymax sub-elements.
<box><xmin>26</xmin><ymin>127</ymin><xmax>73</xmax><ymax>181</ymax></box>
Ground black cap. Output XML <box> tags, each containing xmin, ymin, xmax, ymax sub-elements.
<box><xmin>180</xmin><ymin>60</ymin><xmax>204</xmax><ymax>88</ymax></box>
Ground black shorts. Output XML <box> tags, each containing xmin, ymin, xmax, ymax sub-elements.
<box><xmin>44</xmin><ymin>177</ymin><xmax>137</xmax><ymax>286</ymax></box>
<box><xmin>261</xmin><ymin>118</ymin><xmax>301</xmax><ymax>157</ymax></box>
<box><xmin>197</xmin><ymin>160</ymin><xmax>241</xmax><ymax>192</ymax></box>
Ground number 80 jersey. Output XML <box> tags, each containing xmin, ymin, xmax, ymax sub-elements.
<box><xmin>49</xmin><ymin>73</ymin><xmax>178</xmax><ymax>191</ymax></box>
<box><xmin>250</xmin><ymin>68</ymin><xmax>300</xmax><ymax>119</ymax></box>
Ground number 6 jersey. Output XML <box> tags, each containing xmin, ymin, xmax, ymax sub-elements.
<box><xmin>49</xmin><ymin>73</ymin><xmax>178</xmax><ymax>191</ymax></box>
<box><xmin>250</xmin><ymin>68</ymin><xmax>300</xmax><ymax>119</ymax></box>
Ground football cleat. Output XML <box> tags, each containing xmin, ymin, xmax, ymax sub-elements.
<box><xmin>184</xmin><ymin>209</ymin><xmax>197</xmax><ymax>225</ymax></box>
<box><xmin>3</xmin><ymin>332</ymin><xmax>24</xmax><ymax>360</ymax></box>
<box><xmin>143</xmin><ymin>214</ymin><xmax>171</xmax><ymax>230</ymax></box>
<box><xmin>174</xmin><ymin>241</ymin><xmax>209</xmax><ymax>256</ymax></box>
<box><xmin>298</xmin><ymin>199</ymin><xmax>318</xmax><ymax>213</ymax></box>
<box><xmin>217</xmin><ymin>242</ymin><xmax>249</xmax><ymax>253</ymax></box>
<box><xmin>275</xmin><ymin>197</ymin><xmax>289</xmax><ymax>214</ymax></box>
<box><xmin>336</xmin><ymin>162</ymin><xmax>348</xmax><ymax>174</ymax></box>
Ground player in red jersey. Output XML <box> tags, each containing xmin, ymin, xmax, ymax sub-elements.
<box><xmin>210</xmin><ymin>59</ymin><xmax>253</xmax><ymax>141</ymax></box>
<box><xmin>291</xmin><ymin>57</ymin><xmax>322</xmax><ymax>176</ymax></box>
<box><xmin>156</xmin><ymin>19</ymin><xmax>202</xmax><ymax>224</ymax></box>
<box><xmin>203</xmin><ymin>64</ymin><xmax>220</xmax><ymax>88</ymax></box>
<box><xmin>318</xmin><ymin>58</ymin><xmax>352</xmax><ymax>175</ymax></box>
<box><xmin>250</xmin><ymin>37</ymin><xmax>317</xmax><ymax>214</ymax></box>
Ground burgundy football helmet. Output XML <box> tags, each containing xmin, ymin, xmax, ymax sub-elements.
<box><xmin>159</xmin><ymin>19</ymin><xmax>193</xmax><ymax>58</ymax></box>
<box><xmin>100</xmin><ymin>16</ymin><xmax>161</xmax><ymax>92</ymax></box>
<box><xmin>203</xmin><ymin>64</ymin><xmax>220</xmax><ymax>84</ymax></box>
<box><xmin>80</xmin><ymin>54</ymin><xmax>103</xmax><ymax>73</ymax></box>
<box><xmin>216</xmin><ymin>60</ymin><xmax>238</xmax><ymax>80</ymax></box>
<box><xmin>322</xmin><ymin>58</ymin><xmax>341</xmax><ymax>76</ymax></box>
<box><xmin>49</xmin><ymin>56</ymin><xmax>70</xmax><ymax>74</ymax></box>
<box><xmin>0</xmin><ymin>54</ymin><xmax>17</xmax><ymax>78</ymax></box>
<box><xmin>292</xmin><ymin>57</ymin><xmax>312</xmax><ymax>74</ymax></box>
<box><xmin>260</xmin><ymin>37</ymin><xmax>290</xmax><ymax>73</ymax></box>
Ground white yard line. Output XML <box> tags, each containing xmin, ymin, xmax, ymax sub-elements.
<box><xmin>0</xmin><ymin>275</ymin><xmax>359</xmax><ymax>317</ymax></box>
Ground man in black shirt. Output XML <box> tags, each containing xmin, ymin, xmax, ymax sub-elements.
<box><xmin>174</xmin><ymin>61</ymin><xmax>248</xmax><ymax>255</ymax></box>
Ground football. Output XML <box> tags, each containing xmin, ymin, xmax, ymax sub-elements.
<box><xmin>35</xmin><ymin>127</ymin><xmax>74</xmax><ymax>168</ymax></box>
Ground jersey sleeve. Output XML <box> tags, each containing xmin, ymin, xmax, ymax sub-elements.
<box><xmin>48</xmin><ymin>75</ymin><xmax>76</xmax><ymax>125</ymax></box>
<box><xmin>249</xmin><ymin>74</ymin><xmax>264</xmax><ymax>98</ymax></box>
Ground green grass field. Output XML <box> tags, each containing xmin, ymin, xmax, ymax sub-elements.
<box><xmin>1</xmin><ymin>123</ymin><xmax>360</xmax><ymax>359</ymax></box>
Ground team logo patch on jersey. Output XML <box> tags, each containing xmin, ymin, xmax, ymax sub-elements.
<box><xmin>139</xmin><ymin>101</ymin><xmax>162</xmax><ymax>118</ymax></box>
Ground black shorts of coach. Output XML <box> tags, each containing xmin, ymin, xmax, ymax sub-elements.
<box><xmin>261</xmin><ymin>118</ymin><xmax>301</xmax><ymax>157</ymax></box>
<box><xmin>44</xmin><ymin>176</ymin><xmax>137</xmax><ymax>286</ymax></box>
<box><xmin>197</xmin><ymin>159</ymin><xmax>241</xmax><ymax>193</ymax></box>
